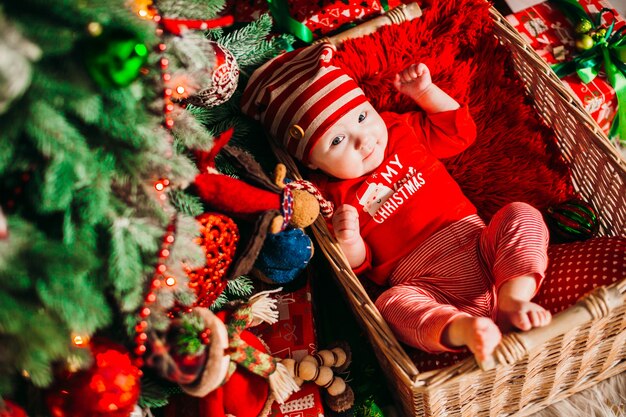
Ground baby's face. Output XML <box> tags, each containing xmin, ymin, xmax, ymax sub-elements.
<box><xmin>308</xmin><ymin>102</ymin><xmax>388</xmax><ymax>179</ymax></box>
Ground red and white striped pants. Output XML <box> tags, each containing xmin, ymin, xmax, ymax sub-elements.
<box><xmin>374</xmin><ymin>202</ymin><xmax>549</xmax><ymax>353</ymax></box>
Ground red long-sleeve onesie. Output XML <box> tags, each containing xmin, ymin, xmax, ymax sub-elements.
<box><xmin>311</xmin><ymin>106</ymin><xmax>549</xmax><ymax>353</ymax></box>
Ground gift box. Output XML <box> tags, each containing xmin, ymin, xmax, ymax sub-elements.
<box><xmin>254</xmin><ymin>280</ymin><xmax>317</xmax><ymax>360</ymax></box>
<box><xmin>233</xmin><ymin>0</ymin><xmax>402</xmax><ymax>40</ymax></box>
<box><xmin>253</xmin><ymin>279</ymin><xmax>326</xmax><ymax>417</ymax></box>
<box><xmin>505</xmin><ymin>0</ymin><xmax>625</xmax><ymax>136</ymax></box>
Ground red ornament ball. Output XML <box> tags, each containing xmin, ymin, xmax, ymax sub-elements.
<box><xmin>184</xmin><ymin>41</ymin><xmax>239</xmax><ymax>108</ymax></box>
<box><xmin>0</xmin><ymin>401</ymin><xmax>28</xmax><ymax>417</ymax></box>
<box><xmin>185</xmin><ymin>213</ymin><xmax>239</xmax><ymax>308</ymax></box>
<box><xmin>46</xmin><ymin>340</ymin><xmax>141</xmax><ymax>417</ymax></box>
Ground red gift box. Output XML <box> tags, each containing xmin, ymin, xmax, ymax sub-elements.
<box><xmin>254</xmin><ymin>280</ymin><xmax>326</xmax><ymax>417</ymax></box>
<box><xmin>254</xmin><ymin>280</ymin><xmax>317</xmax><ymax>360</ymax></box>
<box><xmin>505</xmin><ymin>0</ymin><xmax>625</xmax><ymax>136</ymax></box>
<box><xmin>233</xmin><ymin>0</ymin><xmax>402</xmax><ymax>39</ymax></box>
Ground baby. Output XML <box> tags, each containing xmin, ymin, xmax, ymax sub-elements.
<box><xmin>241</xmin><ymin>43</ymin><xmax>551</xmax><ymax>362</ymax></box>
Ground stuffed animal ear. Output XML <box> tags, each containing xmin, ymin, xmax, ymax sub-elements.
<box><xmin>273</xmin><ymin>164</ymin><xmax>287</xmax><ymax>189</ymax></box>
<box><xmin>222</xmin><ymin>145</ymin><xmax>282</xmax><ymax>193</ymax></box>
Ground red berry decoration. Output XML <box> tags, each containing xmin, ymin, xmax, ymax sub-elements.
<box><xmin>0</xmin><ymin>401</ymin><xmax>28</xmax><ymax>417</ymax></box>
<box><xmin>46</xmin><ymin>339</ymin><xmax>141</xmax><ymax>417</ymax></box>
<box><xmin>545</xmin><ymin>198</ymin><xmax>599</xmax><ymax>243</ymax></box>
<box><xmin>185</xmin><ymin>213</ymin><xmax>239</xmax><ymax>308</ymax></box>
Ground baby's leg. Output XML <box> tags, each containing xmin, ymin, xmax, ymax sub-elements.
<box><xmin>442</xmin><ymin>316</ymin><xmax>501</xmax><ymax>362</ymax></box>
<box><xmin>375</xmin><ymin>283</ymin><xmax>500</xmax><ymax>359</ymax></box>
<box><xmin>496</xmin><ymin>276</ymin><xmax>551</xmax><ymax>332</ymax></box>
<box><xmin>479</xmin><ymin>202</ymin><xmax>551</xmax><ymax>332</ymax></box>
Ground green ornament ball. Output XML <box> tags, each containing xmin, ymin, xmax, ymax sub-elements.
<box><xmin>84</xmin><ymin>33</ymin><xmax>148</xmax><ymax>89</ymax></box>
<box><xmin>574</xmin><ymin>19</ymin><xmax>593</xmax><ymax>34</ymax></box>
<box><xmin>575</xmin><ymin>34</ymin><xmax>594</xmax><ymax>51</ymax></box>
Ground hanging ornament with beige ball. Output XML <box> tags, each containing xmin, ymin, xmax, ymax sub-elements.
<box><xmin>166</xmin><ymin>33</ymin><xmax>239</xmax><ymax>108</ymax></box>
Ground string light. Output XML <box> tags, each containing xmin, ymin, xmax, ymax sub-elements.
<box><xmin>72</xmin><ymin>334</ymin><xmax>90</xmax><ymax>347</ymax></box>
<box><xmin>132</xmin><ymin>219</ymin><xmax>177</xmax><ymax>367</ymax></box>
<box><xmin>2</xmin><ymin>167</ymin><xmax>34</xmax><ymax>212</ymax></box>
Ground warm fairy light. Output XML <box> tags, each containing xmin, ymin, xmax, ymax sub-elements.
<box><xmin>165</xmin><ymin>276</ymin><xmax>176</xmax><ymax>286</ymax></box>
<box><xmin>72</xmin><ymin>334</ymin><xmax>90</xmax><ymax>347</ymax></box>
<box><xmin>176</xmin><ymin>86</ymin><xmax>185</xmax><ymax>95</ymax></box>
<box><xmin>87</xmin><ymin>22</ymin><xmax>103</xmax><ymax>37</ymax></box>
<box><xmin>138</xmin><ymin>9</ymin><xmax>148</xmax><ymax>17</ymax></box>
<box><xmin>155</xmin><ymin>181</ymin><xmax>165</xmax><ymax>191</ymax></box>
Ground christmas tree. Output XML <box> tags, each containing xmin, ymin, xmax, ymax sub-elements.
<box><xmin>0</xmin><ymin>0</ymin><xmax>292</xmax><ymax>414</ymax></box>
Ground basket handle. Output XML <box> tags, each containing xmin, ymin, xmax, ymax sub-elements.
<box><xmin>315</xmin><ymin>2</ymin><xmax>422</xmax><ymax>46</ymax></box>
<box><xmin>478</xmin><ymin>281</ymin><xmax>625</xmax><ymax>371</ymax></box>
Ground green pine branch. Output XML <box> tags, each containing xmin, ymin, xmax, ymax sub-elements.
<box><xmin>210</xmin><ymin>275</ymin><xmax>254</xmax><ymax>310</ymax></box>
<box><xmin>156</xmin><ymin>0</ymin><xmax>226</xmax><ymax>19</ymax></box>
<box><xmin>212</xmin><ymin>14</ymin><xmax>294</xmax><ymax>75</ymax></box>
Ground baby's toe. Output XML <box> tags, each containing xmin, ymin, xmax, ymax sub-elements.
<box><xmin>539</xmin><ymin>309</ymin><xmax>552</xmax><ymax>327</ymax></box>
<box><xmin>512</xmin><ymin>312</ymin><xmax>532</xmax><ymax>331</ymax></box>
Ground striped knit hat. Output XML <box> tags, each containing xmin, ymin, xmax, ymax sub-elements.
<box><xmin>241</xmin><ymin>43</ymin><xmax>367</xmax><ymax>164</ymax></box>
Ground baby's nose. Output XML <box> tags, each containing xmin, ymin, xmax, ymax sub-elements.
<box><xmin>356</xmin><ymin>136</ymin><xmax>369</xmax><ymax>148</ymax></box>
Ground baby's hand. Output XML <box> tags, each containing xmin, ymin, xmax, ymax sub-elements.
<box><xmin>331</xmin><ymin>204</ymin><xmax>361</xmax><ymax>245</ymax></box>
<box><xmin>393</xmin><ymin>63</ymin><xmax>432</xmax><ymax>101</ymax></box>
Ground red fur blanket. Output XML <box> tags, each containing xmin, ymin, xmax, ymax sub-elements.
<box><xmin>332</xmin><ymin>0</ymin><xmax>574</xmax><ymax>222</ymax></box>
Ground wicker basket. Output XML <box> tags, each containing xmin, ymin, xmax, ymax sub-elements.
<box><xmin>270</xmin><ymin>4</ymin><xmax>626</xmax><ymax>416</ymax></box>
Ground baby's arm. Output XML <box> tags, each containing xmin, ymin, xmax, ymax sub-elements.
<box><xmin>332</xmin><ymin>204</ymin><xmax>367</xmax><ymax>269</ymax></box>
<box><xmin>393</xmin><ymin>63</ymin><xmax>459</xmax><ymax>113</ymax></box>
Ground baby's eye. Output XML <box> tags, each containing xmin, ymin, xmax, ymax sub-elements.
<box><xmin>331</xmin><ymin>135</ymin><xmax>344</xmax><ymax>146</ymax></box>
<box><xmin>358</xmin><ymin>112</ymin><xmax>367</xmax><ymax>123</ymax></box>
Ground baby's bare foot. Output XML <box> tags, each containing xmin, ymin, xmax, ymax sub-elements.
<box><xmin>443</xmin><ymin>316</ymin><xmax>502</xmax><ymax>362</ymax></box>
<box><xmin>497</xmin><ymin>299</ymin><xmax>552</xmax><ymax>332</ymax></box>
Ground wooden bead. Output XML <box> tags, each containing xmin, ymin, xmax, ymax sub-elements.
<box><xmin>331</xmin><ymin>347</ymin><xmax>347</xmax><ymax>368</ymax></box>
<box><xmin>301</xmin><ymin>354</ymin><xmax>317</xmax><ymax>365</ymax></box>
<box><xmin>282</xmin><ymin>359</ymin><xmax>304</xmax><ymax>386</ymax></box>
<box><xmin>327</xmin><ymin>376</ymin><xmax>346</xmax><ymax>396</ymax></box>
<box><xmin>295</xmin><ymin>360</ymin><xmax>318</xmax><ymax>381</ymax></box>
<box><xmin>313</xmin><ymin>366</ymin><xmax>333</xmax><ymax>386</ymax></box>
<box><xmin>317</xmin><ymin>350</ymin><xmax>335</xmax><ymax>366</ymax></box>
<box><xmin>282</xmin><ymin>358</ymin><xmax>296</xmax><ymax>375</ymax></box>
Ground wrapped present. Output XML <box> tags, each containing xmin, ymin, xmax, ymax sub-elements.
<box><xmin>254</xmin><ymin>280</ymin><xmax>317</xmax><ymax>360</ymax></box>
<box><xmin>253</xmin><ymin>280</ymin><xmax>326</xmax><ymax>417</ymax></box>
<box><xmin>233</xmin><ymin>0</ymin><xmax>402</xmax><ymax>41</ymax></box>
<box><xmin>505</xmin><ymin>0</ymin><xmax>626</xmax><ymax>139</ymax></box>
